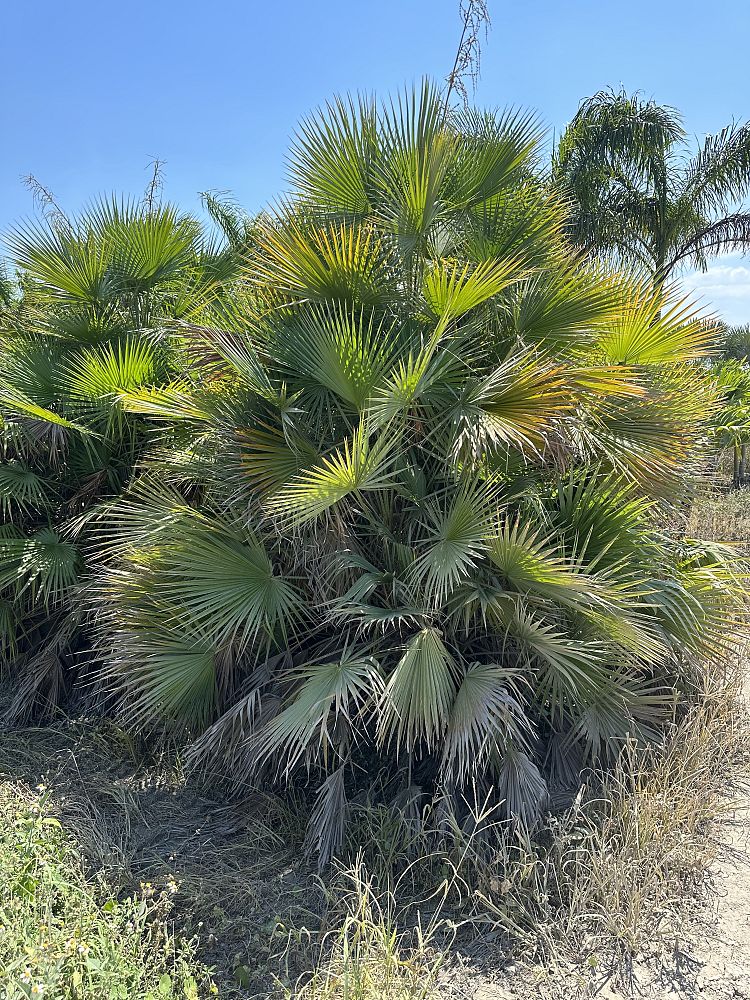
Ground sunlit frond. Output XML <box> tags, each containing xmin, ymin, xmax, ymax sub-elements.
<box><xmin>378</xmin><ymin>627</ymin><xmax>457</xmax><ymax>753</ymax></box>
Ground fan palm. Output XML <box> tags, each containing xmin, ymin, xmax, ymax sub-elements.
<box><xmin>555</xmin><ymin>89</ymin><xmax>750</xmax><ymax>288</ymax></box>
<box><xmin>0</xmin><ymin>196</ymin><xmax>236</xmax><ymax>717</ymax></box>
<box><xmin>88</xmin><ymin>83</ymin><xmax>744</xmax><ymax>865</ymax></box>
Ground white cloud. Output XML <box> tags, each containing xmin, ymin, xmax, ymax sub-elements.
<box><xmin>679</xmin><ymin>254</ymin><xmax>750</xmax><ymax>326</ymax></box>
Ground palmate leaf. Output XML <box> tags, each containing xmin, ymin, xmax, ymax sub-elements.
<box><xmin>422</xmin><ymin>255</ymin><xmax>522</xmax><ymax>333</ymax></box>
<box><xmin>251</xmin><ymin>652</ymin><xmax>383</xmax><ymax>777</ymax></box>
<box><xmin>440</xmin><ymin>662</ymin><xmax>531</xmax><ymax>783</ymax></box>
<box><xmin>60</xmin><ymin>337</ymin><xmax>164</xmax><ymax>434</ymax></box>
<box><xmin>0</xmin><ymin>462</ymin><xmax>48</xmax><ymax>517</ymax></box>
<box><xmin>486</xmin><ymin>519</ymin><xmax>612</xmax><ymax>614</ymax></box>
<box><xmin>441</xmin><ymin>350</ymin><xmax>573</xmax><ymax>459</ymax></box>
<box><xmin>495</xmin><ymin>746</ymin><xmax>549</xmax><ymax>827</ymax></box>
<box><xmin>119</xmin><ymin>381</ymin><xmax>223</xmax><ymax>422</ymax></box>
<box><xmin>62</xmin><ymin>338</ymin><xmax>161</xmax><ymax>401</ymax></box>
<box><xmin>128</xmin><ymin>513</ymin><xmax>302</xmax><ymax>652</ymax></box>
<box><xmin>106</xmin><ymin>624</ymin><xmax>219</xmax><ymax>730</ymax></box>
<box><xmin>289</xmin><ymin>94</ymin><xmax>378</xmax><ymax>215</ymax></box>
<box><xmin>239</xmin><ymin>421</ymin><xmax>320</xmax><ymax>498</ymax></box>
<box><xmin>503</xmin><ymin>606</ymin><xmax>609</xmax><ymax>718</ymax></box>
<box><xmin>305</xmin><ymin>765</ymin><xmax>348</xmax><ymax>869</ymax></box>
<box><xmin>597</xmin><ymin>280</ymin><xmax>718</xmax><ymax>364</ymax></box>
<box><xmin>1</xmin><ymin>335</ymin><xmax>64</xmax><ymax>408</ymax></box>
<box><xmin>547</xmin><ymin>471</ymin><xmax>655</xmax><ymax>569</ymax></box>
<box><xmin>450</xmin><ymin>107</ymin><xmax>545</xmax><ymax>210</ymax></box>
<box><xmin>6</xmin><ymin>219</ymin><xmax>109</xmax><ymax>306</ymax></box>
<box><xmin>0</xmin><ymin>385</ymin><xmax>93</xmax><ymax>435</ymax></box>
<box><xmin>651</xmin><ymin>541</ymin><xmax>746</xmax><ymax>655</ymax></box>
<box><xmin>7</xmin><ymin>199</ymin><xmax>204</xmax><ymax>312</ymax></box>
<box><xmin>564</xmin><ymin>670</ymin><xmax>673</xmax><ymax>759</ymax></box>
<box><xmin>252</xmin><ymin>215</ymin><xmax>392</xmax><ymax>307</ymax></box>
<box><xmin>271</xmin><ymin>304</ymin><xmax>402</xmax><ymax>412</ymax></box>
<box><xmin>269</xmin><ymin>419</ymin><xmax>396</xmax><ymax>524</ymax></box>
<box><xmin>409</xmin><ymin>481</ymin><xmax>497</xmax><ymax>603</ymax></box>
<box><xmin>374</xmin><ymin>80</ymin><xmax>453</xmax><ymax>248</ymax></box>
<box><xmin>366</xmin><ymin>335</ymin><xmax>465</xmax><ymax>427</ymax></box>
<box><xmin>582</xmin><ymin>371</ymin><xmax>715</xmax><ymax>489</ymax></box>
<box><xmin>464</xmin><ymin>182</ymin><xmax>566</xmax><ymax>273</ymax></box>
<box><xmin>182</xmin><ymin>322</ymin><xmax>274</xmax><ymax>399</ymax></box>
<box><xmin>83</xmin><ymin>478</ymin><xmax>197</xmax><ymax>560</ymax></box>
<box><xmin>0</xmin><ymin>528</ymin><xmax>81</xmax><ymax>607</ymax></box>
<box><xmin>378</xmin><ymin>627</ymin><xmax>457</xmax><ymax>753</ymax></box>
<box><xmin>100</xmin><ymin>199</ymin><xmax>199</xmax><ymax>287</ymax></box>
<box><xmin>0</xmin><ymin>336</ymin><xmax>96</xmax><ymax>435</ymax></box>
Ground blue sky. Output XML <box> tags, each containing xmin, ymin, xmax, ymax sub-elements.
<box><xmin>3</xmin><ymin>0</ymin><xmax>750</xmax><ymax>321</ymax></box>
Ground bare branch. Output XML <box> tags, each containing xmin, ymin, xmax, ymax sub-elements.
<box><xmin>21</xmin><ymin>174</ymin><xmax>70</xmax><ymax>233</ymax></box>
<box><xmin>143</xmin><ymin>157</ymin><xmax>166</xmax><ymax>212</ymax></box>
<box><xmin>445</xmin><ymin>0</ymin><xmax>491</xmax><ymax>114</ymax></box>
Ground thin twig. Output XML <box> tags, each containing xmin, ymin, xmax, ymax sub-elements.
<box><xmin>444</xmin><ymin>0</ymin><xmax>491</xmax><ymax>117</ymax></box>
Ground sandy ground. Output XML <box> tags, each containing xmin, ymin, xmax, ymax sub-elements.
<box><xmin>641</xmin><ymin>799</ymin><xmax>750</xmax><ymax>1000</ymax></box>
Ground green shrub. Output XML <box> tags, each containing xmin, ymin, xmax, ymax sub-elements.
<box><xmin>86</xmin><ymin>84</ymin><xmax>745</xmax><ymax>862</ymax></box>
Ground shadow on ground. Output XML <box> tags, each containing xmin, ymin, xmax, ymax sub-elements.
<box><xmin>0</xmin><ymin>721</ymin><xmax>325</xmax><ymax>996</ymax></box>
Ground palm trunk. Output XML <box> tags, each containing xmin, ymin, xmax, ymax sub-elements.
<box><xmin>741</xmin><ymin>444</ymin><xmax>748</xmax><ymax>487</ymax></box>
<box><xmin>734</xmin><ymin>444</ymin><xmax>741</xmax><ymax>489</ymax></box>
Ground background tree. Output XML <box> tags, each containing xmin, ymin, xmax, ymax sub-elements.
<box><xmin>555</xmin><ymin>89</ymin><xmax>750</xmax><ymax>289</ymax></box>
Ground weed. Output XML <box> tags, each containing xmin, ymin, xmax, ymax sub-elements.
<box><xmin>0</xmin><ymin>782</ymin><xmax>217</xmax><ymax>999</ymax></box>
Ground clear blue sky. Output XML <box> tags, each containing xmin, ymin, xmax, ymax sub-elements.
<box><xmin>3</xmin><ymin>0</ymin><xmax>750</xmax><ymax>320</ymax></box>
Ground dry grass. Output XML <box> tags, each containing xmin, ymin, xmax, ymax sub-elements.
<box><xmin>285</xmin><ymin>862</ymin><xmax>444</xmax><ymax>1000</ymax></box>
<box><xmin>687</xmin><ymin>484</ymin><xmax>750</xmax><ymax>548</ymax></box>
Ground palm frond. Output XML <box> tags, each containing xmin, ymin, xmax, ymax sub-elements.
<box><xmin>441</xmin><ymin>662</ymin><xmax>531</xmax><ymax>783</ymax></box>
<box><xmin>252</xmin><ymin>652</ymin><xmax>382</xmax><ymax>777</ymax></box>
<box><xmin>378</xmin><ymin>628</ymin><xmax>457</xmax><ymax>753</ymax></box>
<box><xmin>269</xmin><ymin>420</ymin><xmax>396</xmax><ymax>524</ymax></box>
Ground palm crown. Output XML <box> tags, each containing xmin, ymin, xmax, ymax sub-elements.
<box><xmin>555</xmin><ymin>89</ymin><xmax>750</xmax><ymax>287</ymax></box>
<box><xmin>0</xmin><ymin>84</ymin><xmax>743</xmax><ymax>865</ymax></box>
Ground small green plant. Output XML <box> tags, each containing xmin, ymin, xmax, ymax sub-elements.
<box><xmin>0</xmin><ymin>784</ymin><xmax>217</xmax><ymax>999</ymax></box>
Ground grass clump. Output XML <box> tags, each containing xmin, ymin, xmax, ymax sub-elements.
<box><xmin>0</xmin><ymin>782</ymin><xmax>217</xmax><ymax>999</ymax></box>
<box><xmin>286</xmin><ymin>863</ymin><xmax>443</xmax><ymax>1000</ymax></box>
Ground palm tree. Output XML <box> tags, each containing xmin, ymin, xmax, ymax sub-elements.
<box><xmin>710</xmin><ymin>359</ymin><xmax>750</xmax><ymax>487</ymax></box>
<box><xmin>0</xmin><ymin>196</ymin><xmax>236</xmax><ymax>718</ymax></box>
<box><xmin>89</xmin><ymin>83</ymin><xmax>743</xmax><ymax>864</ymax></box>
<box><xmin>555</xmin><ymin>89</ymin><xmax>750</xmax><ymax>289</ymax></box>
